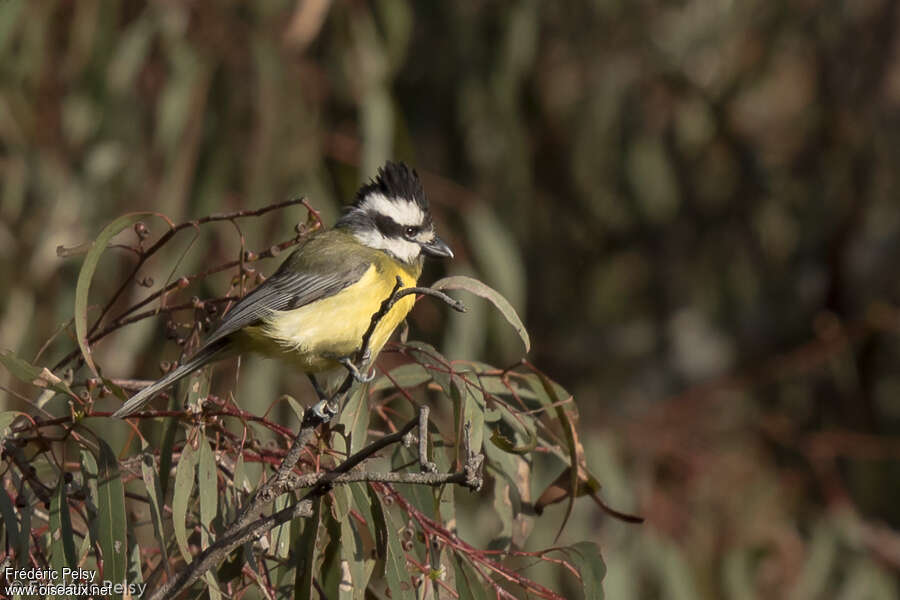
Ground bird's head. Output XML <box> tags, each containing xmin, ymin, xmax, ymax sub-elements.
<box><xmin>336</xmin><ymin>161</ymin><xmax>454</xmax><ymax>264</ymax></box>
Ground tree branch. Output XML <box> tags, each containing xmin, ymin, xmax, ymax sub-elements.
<box><xmin>151</xmin><ymin>410</ymin><xmax>484</xmax><ymax>600</ymax></box>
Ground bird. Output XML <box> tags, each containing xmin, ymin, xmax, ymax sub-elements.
<box><xmin>112</xmin><ymin>161</ymin><xmax>453</xmax><ymax>418</ymax></box>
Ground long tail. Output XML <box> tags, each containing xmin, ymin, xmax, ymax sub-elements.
<box><xmin>111</xmin><ymin>339</ymin><xmax>232</xmax><ymax>418</ymax></box>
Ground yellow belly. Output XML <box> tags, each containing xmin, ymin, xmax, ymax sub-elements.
<box><xmin>237</xmin><ymin>264</ymin><xmax>417</xmax><ymax>372</ymax></box>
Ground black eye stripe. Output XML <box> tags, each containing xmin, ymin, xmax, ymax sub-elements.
<box><xmin>373</xmin><ymin>213</ymin><xmax>424</xmax><ymax>237</ymax></box>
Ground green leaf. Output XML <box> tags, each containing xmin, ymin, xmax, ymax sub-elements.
<box><xmin>369</xmin><ymin>363</ymin><xmax>432</xmax><ymax>393</ymax></box>
<box><xmin>383</xmin><ymin>505</ymin><xmax>414</xmax><ymax>600</ymax></box>
<box><xmin>197</xmin><ymin>434</ymin><xmax>222</xmax><ymax>599</ymax></box>
<box><xmin>0</xmin><ymin>351</ymin><xmax>74</xmax><ymax>397</ymax></box>
<box><xmin>320</xmin><ymin>508</ymin><xmax>343</xmax><ymax>598</ymax></box>
<box><xmin>184</xmin><ymin>364</ymin><xmax>212</xmax><ymax>412</ymax></box>
<box><xmin>488</xmin><ymin>405</ymin><xmax>538</xmax><ymax>455</ymax></box>
<box><xmin>462</xmin><ymin>381</ymin><xmax>485</xmax><ymax>456</ymax></box>
<box><xmin>17</xmin><ymin>491</ymin><xmax>31</xmax><ymax>569</ymax></box>
<box><xmin>270</xmin><ymin>494</ymin><xmax>292</xmax><ymax>560</ymax></box>
<box><xmin>453</xmin><ymin>555</ymin><xmax>490</xmax><ymax>600</ymax></box>
<box><xmin>559</xmin><ymin>542</ymin><xmax>606</xmax><ymax>600</ymax></box>
<box><xmin>197</xmin><ymin>435</ymin><xmax>218</xmax><ymax>538</ymax></box>
<box><xmin>432</xmin><ymin>275</ymin><xmax>530</xmax><ymax>352</ymax></box>
<box><xmin>0</xmin><ymin>410</ymin><xmax>25</xmax><ymax>440</ymax></box>
<box><xmin>74</xmin><ymin>213</ymin><xmax>152</xmax><ymax>375</ymax></box>
<box><xmin>340</xmin><ymin>516</ymin><xmax>374</xmax><ymax>600</ymax></box>
<box><xmin>293</xmin><ymin>496</ymin><xmax>322</xmax><ymax>600</ymax></box>
<box><xmin>173</xmin><ymin>441</ymin><xmax>199</xmax><ymax>563</ymax></box>
<box><xmin>157</xmin><ymin>389</ymin><xmax>181</xmax><ymax>496</ymax></box>
<box><xmin>338</xmin><ymin>383</ymin><xmax>370</xmax><ymax>455</ymax></box>
<box><xmin>403</xmin><ymin>341</ymin><xmax>453</xmax><ymax>394</ymax></box>
<box><xmin>96</xmin><ymin>440</ymin><xmax>128</xmax><ymax>595</ymax></box>
<box><xmin>364</xmin><ymin>485</ymin><xmax>388</xmax><ymax>561</ymax></box>
<box><xmin>50</xmin><ymin>476</ymin><xmax>77</xmax><ymax>575</ymax></box>
<box><xmin>139</xmin><ymin>444</ymin><xmax>170</xmax><ymax>576</ymax></box>
<box><xmin>0</xmin><ymin>485</ymin><xmax>20</xmax><ymax>562</ymax></box>
<box><xmin>527</xmin><ymin>372</ymin><xmax>580</xmax><ymax>539</ymax></box>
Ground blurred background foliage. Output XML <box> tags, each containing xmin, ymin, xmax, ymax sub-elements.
<box><xmin>1</xmin><ymin>0</ymin><xmax>900</xmax><ymax>597</ymax></box>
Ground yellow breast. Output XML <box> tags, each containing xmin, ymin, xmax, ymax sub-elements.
<box><xmin>243</xmin><ymin>263</ymin><xmax>418</xmax><ymax>372</ymax></box>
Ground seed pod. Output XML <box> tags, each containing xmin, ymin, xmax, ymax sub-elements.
<box><xmin>134</xmin><ymin>221</ymin><xmax>150</xmax><ymax>240</ymax></box>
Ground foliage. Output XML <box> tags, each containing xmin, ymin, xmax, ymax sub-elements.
<box><xmin>2</xmin><ymin>1</ymin><xmax>900</xmax><ymax>598</ymax></box>
<box><xmin>0</xmin><ymin>204</ymin><xmax>613</xmax><ymax>598</ymax></box>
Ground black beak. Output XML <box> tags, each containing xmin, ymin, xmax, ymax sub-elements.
<box><xmin>421</xmin><ymin>235</ymin><xmax>454</xmax><ymax>259</ymax></box>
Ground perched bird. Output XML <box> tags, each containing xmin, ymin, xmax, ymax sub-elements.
<box><xmin>112</xmin><ymin>162</ymin><xmax>453</xmax><ymax>418</ymax></box>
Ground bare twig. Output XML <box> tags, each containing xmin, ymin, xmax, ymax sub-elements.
<box><xmin>419</xmin><ymin>405</ymin><xmax>436</xmax><ymax>473</ymax></box>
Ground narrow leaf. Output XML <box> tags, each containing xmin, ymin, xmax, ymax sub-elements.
<box><xmin>173</xmin><ymin>441</ymin><xmax>199</xmax><ymax>563</ymax></box>
<box><xmin>383</xmin><ymin>506</ymin><xmax>414</xmax><ymax>600</ymax></box>
<box><xmin>529</xmin><ymin>373</ymin><xmax>580</xmax><ymax>540</ymax></box>
<box><xmin>96</xmin><ymin>440</ymin><xmax>128</xmax><ymax>595</ymax></box>
<box><xmin>338</xmin><ymin>384</ymin><xmax>371</xmax><ymax>455</ymax></box>
<box><xmin>431</xmin><ymin>275</ymin><xmax>530</xmax><ymax>352</ymax></box>
<box><xmin>74</xmin><ymin>213</ymin><xmax>152</xmax><ymax>375</ymax></box>
<box><xmin>293</xmin><ymin>495</ymin><xmax>322</xmax><ymax>600</ymax></box>
<box><xmin>0</xmin><ymin>485</ymin><xmax>20</xmax><ymax>563</ymax></box>
<box><xmin>197</xmin><ymin>434</ymin><xmax>218</xmax><ymax>539</ymax></box>
<box><xmin>0</xmin><ymin>352</ymin><xmax>74</xmax><ymax>397</ymax></box>
<box><xmin>50</xmin><ymin>476</ymin><xmax>77</xmax><ymax>574</ymax></box>
<box><xmin>140</xmin><ymin>443</ymin><xmax>170</xmax><ymax>575</ymax></box>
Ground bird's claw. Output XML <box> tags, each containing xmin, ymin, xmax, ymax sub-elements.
<box><xmin>308</xmin><ymin>398</ymin><xmax>339</xmax><ymax>424</ymax></box>
<box><xmin>339</xmin><ymin>357</ymin><xmax>375</xmax><ymax>383</ymax></box>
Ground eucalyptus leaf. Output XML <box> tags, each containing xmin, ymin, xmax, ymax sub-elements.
<box><xmin>293</xmin><ymin>496</ymin><xmax>322</xmax><ymax>600</ymax></box>
<box><xmin>0</xmin><ymin>351</ymin><xmax>74</xmax><ymax>398</ymax></box>
<box><xmin>173</xmin><ymin>441</ymin><xmax>198</xmax><ymax>563</ymax></box>
<box><xmin>198</xmin><ymin>434</ymin><xmax>218</xmax><ymax>550</ymax></box>
<box><xmin>74</xmin><ymin>213</ymin><xmax>152</xmax><ymax>375</ymax></box>
<box><xmin>0</xmin><ymin>485</ymin><xmax>20</xmax><ymax>561</ymax></box>
<box><xmin>140</xmin><ymin>444</ymin><xmax>170</xmax><ymax>575</ymax></box>
<box><xmin>96</xmin><ymin>440</ymin><xmax>127</xmax><ymax>595</ymax></box>
<box><xmin>559</xmin><ymin>542</ymin><xmax>606</xmax><ymax>600</ymax></box>
<box><xmin>453</xmin><ymin>555</ymin><xmax>490</xmax><ymax>600</ymax></box>
<box><xmin>49</xmin><ymin>477</ymin><xmax>77</xmax><ymax>575</ymax></box>
<box><xmin>432</xmin><ymin>275</ymin><xmax>530</xmax><ymax>352</ymax></box>
<box><xmin>383</xmin><ymin>505</ymin><xmax>414</xmax><ymax>600</ymax></box>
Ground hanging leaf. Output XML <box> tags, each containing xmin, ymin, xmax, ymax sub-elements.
<box><xmin>197</xmin><ymin>434</ymin><xmax>218</xmax><ymax>538</ymax></box>
<box><xmin>558</xmin><ymin>542</ymin><xmax>606</xmax><ymax>600</ymax></box>
<box><xmin>527</xmin><ymin>372</ymin><xmax>580</xmax><ymax>539</ymax></box>
<box><xmin>0</xmin><ymin>485</ymin><xmax>20</xmax><ymax>561</ymax></box>
<box><xmin>96</xmin><ymin>440</ymin><xmax>127</xmax><ymax>595</ymax></box>
<box><xmin>383</xmin><ymin>503</ymin><xmax>414</xmax><ymax>600</ymax></box>
<box><xmin>140</xmin><ymin>444</ymin><xmax>171</xmax><ymax>576</ymax></box>
<box><xmin>173</xmin><ymin>441</ymin><xmax>199</xmax><ymax>563</ymax></box>
<box><xmin>74</xmin><ymin>213</ymin><xmax>153</xmax><ymax>375</ymax></box>
<box><xmin>50</xmin><ymin>476</ymin><xmax>78</xmax><ymax>574</ymax></box>
<box><xmin>293</xmin><ymin>495</ymin><xmax>322</xmax><ymax>600</ymax></box>
<box><xmin>431</xmin><ymin>275</ymin><xmax>530</xmax><ymax>352</ymax></box>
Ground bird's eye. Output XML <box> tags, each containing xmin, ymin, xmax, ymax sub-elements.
<box><xmin>404</xmin><ymin>226</ymin><xmax>416</xmax><ymax>237</ymax></box>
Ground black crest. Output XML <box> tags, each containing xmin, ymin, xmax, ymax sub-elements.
<box><xmin>354</xmin><ymin>161</ymin><xmax>428</xmax><ymax>210</ymax></box>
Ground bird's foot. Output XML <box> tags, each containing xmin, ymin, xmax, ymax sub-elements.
<box><xmin>338</xmin><ymin>357</ymin><xmax>375</xmax><ymax>383</ymax></box>
<box><xmin>306</xmin><ymin>398</ymin><xmax>339</xmax><ymax>425</ymax></box>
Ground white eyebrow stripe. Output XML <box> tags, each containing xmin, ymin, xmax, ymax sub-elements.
<box><xmin>359</xmin><ymin>192</ymin><xmax>425</xmax><ymax>226</ymax></box>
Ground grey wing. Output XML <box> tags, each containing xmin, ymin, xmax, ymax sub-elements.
<box><xmin>204</xmin><ymin>262</ymin><xmax>370</xmax><ymax>346</ymax></box>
